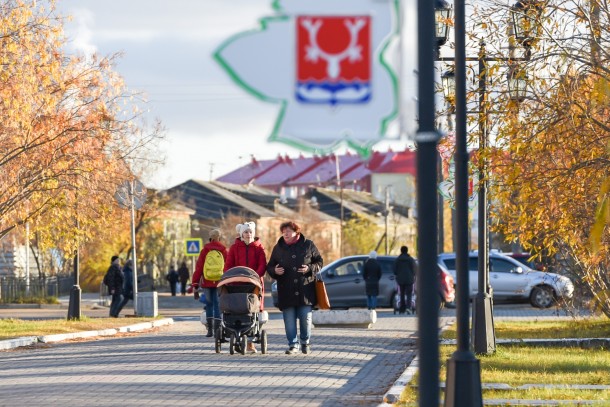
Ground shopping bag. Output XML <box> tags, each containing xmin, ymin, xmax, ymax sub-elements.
<box><xmin>315</xmin><ymin>277</ymin><xmax>331</xmax><ymax>310</ymax></box>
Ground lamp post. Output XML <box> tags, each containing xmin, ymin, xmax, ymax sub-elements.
<box><xmin>436</xmin><ymin>0</ymin><xmax>541</xmax><ymax>405</ymax></box>
<box><xmin>414</xmin><ymin>0</ymin><xmax>449</xmax><ymax>405</ymax></box>
<box><xmin>440</xmin><ymin>38</ymin><xmax>536</xmax><ymax>359</ymax></box>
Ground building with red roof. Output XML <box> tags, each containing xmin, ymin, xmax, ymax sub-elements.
<box><xmin>216</xmin><ymin>149</ymin><xmax>417</xmax><ymax>206</ymax></box>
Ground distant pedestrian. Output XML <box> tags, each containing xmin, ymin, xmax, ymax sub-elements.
<box><xmin>225</xmin><ymin>221</ymin><xmax>267</xmax><ymax>353</ymax></box>
<box><xmin>166</xmin><ymin>265</ymin><xmax>179</xmax><ymax>296</ymax></box>
<box><xmin>363</xmin><ymin>251</ymin><xmax>382</xmax><ymax>310</ymax></box>
<box><xmin>116</xmin><ymin>259</ymin><xmax>134</xmax><ymax>315</ymax></box>
<box><xmin>178</xmin><ymin>261</ymin><xmax>190</xmax><ymax>296</ymax></box>
<box><xmin>104</xmin><ymin>255</ymin><xmax>124</xmax><ymax>318</ymax></box>
<box><xmin>192</xmin><ymin>229</ymin><xmax>228</xmax><ymax>337</ymax></box>
<box><xmin>267</xmin><ymin>221</ymin><xmax>323</xmax><ymax>355</ymax></box>
<box><xmin>394</xmin><ymin>246</ymin><xmax>417</xmax><ymax>314</ymax></box>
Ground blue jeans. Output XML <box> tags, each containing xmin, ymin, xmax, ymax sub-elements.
<box><xmin>203</xmin><ymin>287</ymin><xmax>219</xmax><ymax>319</ymax></box>
<box><xmin>282</xmin><ymin>305</ymin><xmax>312</xmax><ymax>347</ymax></box>
<box><xmin>367</xmin><ymin>295</ymin><xmax>378</xmax><ymax>310</ymax></box>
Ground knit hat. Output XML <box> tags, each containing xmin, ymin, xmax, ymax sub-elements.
<box><xmin>209</xmin><ymin>229</ymin><xmax>221</xmax><ymax>240</ymax></box>
<box><xmin>369</xmin><ymin>250</ymin><xmax>378</xmax><ymax>259</ymax></box>
<box><xmin>237</xmin><ymin>222</ymin><xmax>256</xmax><ymax>237</ymax></box>
<box><xmin>111</xmin><ymin>255</ymin><xmax>119</xmax><ymax>263</ymax></box>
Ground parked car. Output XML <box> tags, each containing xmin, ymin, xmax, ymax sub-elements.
<box><xmin>271</xmin><ymin>255</ymin><xmax>455</xmax><ymax>309</ymax></box>
<box><xmin>504</xmin><ymin>252</ymin><xmax>545</xmax><ymax>271</ymax></box>
<box><xmin>437</xmin><ymin>251</ymin><xmax>574</xmax><ymax>308</ymax></box>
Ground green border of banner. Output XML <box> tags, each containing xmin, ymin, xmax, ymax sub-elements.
<box><xmin>213</xmin><ymin>0</ymin><xmax>400</xmax><ymax>158</ymax></box>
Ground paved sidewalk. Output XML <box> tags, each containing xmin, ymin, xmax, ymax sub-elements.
<box><xmin>0</xmin><ymin>310</ymin><xmax>444</xmax><ymax>407</ymax></box>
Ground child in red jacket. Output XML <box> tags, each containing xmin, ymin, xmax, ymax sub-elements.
<box><xmin>192</xmin><ymin>229</ymin><xmax>228</xmax><ymax>337</ymax></box>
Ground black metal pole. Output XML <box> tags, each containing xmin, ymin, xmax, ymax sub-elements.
<box><xmin>67</xmin><ymin>249</ymin><xmax>81</xmax><ymax>320</ymax></box>
<box><xmin>416</xmin><ymin>0</ymin><xmax>441</xmax><ymax>404</ymax></box>
<box><xmin>472</xmin><ymin>42</ymin><xmax>496</xmax><ymax>355</ymax></box>
<box><xmin>443</xmin><ymin>0</ymin><xmax>483</xmax><ymax>402</ymax></box>
<box><xmin>67</xmin><ymin>215</ymin><xmax>81</xmax><ymax>320</ymax></box>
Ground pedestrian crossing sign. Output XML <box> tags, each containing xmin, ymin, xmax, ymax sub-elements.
<box><xmin>184</xmin><ymin>238</ymin><xmax>203</xmax><ymax>256</ymax></box>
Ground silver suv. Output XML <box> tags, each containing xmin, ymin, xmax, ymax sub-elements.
<box><xmin>437</xmin><ymin>251</ymin><xmax>574</xmax><ymax>308</ymax></box>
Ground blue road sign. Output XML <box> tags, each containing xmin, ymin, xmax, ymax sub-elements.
<box><xmin>184</xmin><ymin>238</ymin><xmax>203</xmax><ymax>256</ymax></box>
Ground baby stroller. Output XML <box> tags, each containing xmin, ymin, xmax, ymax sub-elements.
<box><xmin>393</xmin><ymin>282</ymin><xmax>416</xmax><ymax>315</ymax></box>
<box><xmin>214</xmin><ymin>266</ymin><xmax>268</xmax><ymax>355</ymax></box>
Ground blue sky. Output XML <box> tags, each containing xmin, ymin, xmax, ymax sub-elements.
<box><xmin>57</xmin><ymin>0</ymin><xmax>416</xmax><ymax>189</ymax></box>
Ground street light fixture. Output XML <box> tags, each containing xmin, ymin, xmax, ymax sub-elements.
<box><xmin>511</xmin><ymin>0</ymin><xmax>544</xmax><ymax>47</ymax></box>
<box><xmin>508</xmin><ymin>67</ymin><xmax>529</xmax><ymax>102</ymax></box>
<box><xmin>441</xmin><ymin>69</ymin><xmax>456</xmax><ymax>107</ymax></box>
<box><xmin>435</xmin><ymin>0</ymin><xmax>453</xmax><ymax>49</ymax></box>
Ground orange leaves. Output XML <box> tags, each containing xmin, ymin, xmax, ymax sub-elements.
<box><xmin>0</xmin><ymin>1</ymin><xmax>163</xmax><ymax>258</ymax></box>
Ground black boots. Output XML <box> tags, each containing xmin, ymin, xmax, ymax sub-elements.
<box><xmin>206</xmin><ymin>318</ymin><xmax>214</xmax><ymax>337</ymax></box>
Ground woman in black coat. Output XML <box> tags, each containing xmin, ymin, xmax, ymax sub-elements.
<box><xmin>362</xmin><ymin>251</ymin><xmax>382</xmax><ymax>310</ymax></box>
<box><xmin>267</xmin><ymin>221</ymin><xmax>323</xmax><ymax>355</ymax></box>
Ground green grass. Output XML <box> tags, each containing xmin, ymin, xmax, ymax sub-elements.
<box><xmin>441</xmin><ymin>318</ymin><xmax>610</xmax><ymax>340</ymax></box>
<box><xmin>399</xmin><ymin>318</ymin><xmax>610</xmax><ymax>405</ymax></box>
<box><xmin>0</xmin><ymin>316</ymin><xmax>159</xmax><ymax>340</ymax></box>
<box><xmin>1</xmin><ymin>296</ymin><xmax>60</xmax><ymax>305</ymax></box>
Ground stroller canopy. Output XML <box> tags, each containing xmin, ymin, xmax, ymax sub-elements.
<box><xmin>217</xmin><ymin>266</ymin><xmax>262</xmax><ymax>289</ymax></box>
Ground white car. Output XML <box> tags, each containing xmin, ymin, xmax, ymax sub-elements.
<box><xmin>437</xmin><ymin>251</ymin><xmax>574</xmax><ymax>308</ymax></box>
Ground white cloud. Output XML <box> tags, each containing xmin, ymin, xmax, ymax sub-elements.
<box><xmin>67</xmin><ymin>8</ymin><xmax>97</xmax><ymax>58</ymax></box>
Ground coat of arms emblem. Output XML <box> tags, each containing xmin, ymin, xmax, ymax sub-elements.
<box><xmin>296</xmin><ymin>16</ymin><xmax>371</xmax><ymax>105</ymax></box>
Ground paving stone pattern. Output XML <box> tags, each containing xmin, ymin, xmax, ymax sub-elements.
<box><xmin>0</xmin><ymin>313</ymin><xmax>446</xmax><ymax>407</ymax></box>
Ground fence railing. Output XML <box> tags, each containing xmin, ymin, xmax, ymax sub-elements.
<box><xmin>0</xmin><ymin>276</ymin><xmax>75</xmax><ymax>303</ymax></box>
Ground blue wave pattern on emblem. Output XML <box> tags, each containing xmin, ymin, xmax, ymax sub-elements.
<box><xmin>296</xmin><ymin>80</ymin><xmax>371</xmax><ymax>105</ymax></box>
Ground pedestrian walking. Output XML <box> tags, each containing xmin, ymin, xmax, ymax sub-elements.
<box><xmin>394</xmin><ymin>245</ymin><xmax>417</xmax><ymax>314</ymax></box>
<box><xmin>363</xmin><ymin>250</ymin><xmax>382</xmax><ymax>310</ymax></box>
<box><xmin>267</xmin><ymin>221</ymin><xmax>323</xmax><ymax>355</ymax></box>
<box><xmin>178</xmin><ymin>261</ymin><xmax>190</xmax><ymax>296</ymax></box>
<box><xmin>225</xmin><ymin>221</ymin><xmax>267</xmax><ymax>353</ymax></box>
<box><xmin>103</xmin><ymin>255</ymin><xmax>124</xmax><ymax>318</ymax></box>
<box><xmin>115</xmin><ymin>259</ymin><xmax>134</xmax><ymax>315</ymax></box>
<box><xmin>191</xmin><ymin>229</ymin><xmax>228</xmax><ymax>337</ymax></box>
<box><xmin>166</xmin><ymin>265</ymin><xmax>179</xmax><ymax>296</ymax></box>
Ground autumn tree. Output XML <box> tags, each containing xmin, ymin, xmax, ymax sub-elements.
<box><xmin>343</xmin><ymin>213</ymin><xmax>380</xmax><ymax>256</ymax></box>
<box><xmin>463</xmin><ymin>0</ymin><xmax>610</xmax><ymax>316</ymax></box>
<box><xmin>0</xmin><ymin>0</ymin><xmax>164</xmax><ymax>274</ymax></box>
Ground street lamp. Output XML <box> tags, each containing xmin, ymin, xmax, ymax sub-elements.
<box><xmin>508</xmin><ymin>67</ymin><xmax>529</xmax><ymax>102</ymax></box>
<box><xmin>439</xmin><ymin>0</ymin><xmax>542</xmax><ymax>405</ymax></box>
<box><xmin>441</xmin><ymin>69</ymin><xmax>456</xmax><ymax>108</ymax></box>
<box><xmin>511</xmin><ymin>0</ymin><xmax>544</xmax><ymax>47</ymax></box>
<box><xmin>435</xmin><ymin>0</ymin><xmax>453</xmax><ymax>50</ymax></box>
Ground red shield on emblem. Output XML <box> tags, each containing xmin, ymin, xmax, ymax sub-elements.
<box><xmin>296</xmin><ymin>15</ymin><xmax>371</xmax><ymax>105</ymax></box>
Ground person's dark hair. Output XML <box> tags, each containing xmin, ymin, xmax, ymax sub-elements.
<box><xmin>280</xmin><ymin>221</ymin><xmax>300</xmax><ymax>233</ymax></box>
<box><xmin>400</xmin><ymin>246</ymin><xmax>408</xmax><ymax>254</ymax></box>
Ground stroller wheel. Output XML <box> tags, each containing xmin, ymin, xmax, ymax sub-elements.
<box><xmin>214</xmin><ymin>336</ymin><xmax>221</xmax><ymax>353</ymax></box>
<box><xmin>240</xmin><ymin>334</ymin><xmax>247</xmax><ymax>355</ymax></box>
<box><xmin>229</xmin><ymin>334</ymin><xmax>236</xmax><ymax>355</ymax></box>
<box><xmin>260</xmin><ymin>330</ymin><xmax>268</xmax><ymax>354</ymax></box>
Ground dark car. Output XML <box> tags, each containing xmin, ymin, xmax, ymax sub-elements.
<box><xmin>271</xmin><ymin>255</ymin><xmax>455</xmax><ymax>309</ymax></box>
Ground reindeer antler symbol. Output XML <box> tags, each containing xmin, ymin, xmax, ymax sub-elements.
<box><xmin>301</xmin><ymin>18</ymin><xmax>366</xmax><ymax>79</ymax></box>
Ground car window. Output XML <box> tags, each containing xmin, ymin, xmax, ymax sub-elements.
<box><xmin>334</xmin><ymin>261</ymin><xmax>362</xmax><ymax>277</ymax></box>
<box><xmin>442</xmin><ymin>258</ymin><xmax>456</xmax><ymax>270</ymax></box>
<box><xmin>491</xmin><ymin>258</ymin><xmax>518</xmax><ymax>273</ymax></box>
<box><xmin>468</xmin><ymin>257</ymin><xmax>479</xmax><ymax>270</ymax></box>
<box><xmin>379</xmin><ymin>260</ymin><xmax>393</xmax><ymax>274</ymax></box>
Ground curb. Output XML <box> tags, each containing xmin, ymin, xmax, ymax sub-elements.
<box><xmin>1</xmin><ymin>318</ymin><xmax>174</xmax><ymax>349</ymax></box>
<box><xmin>380</xmin><ymin>318</ymin><xmax>455</xmax><ymax>405</ymax></box>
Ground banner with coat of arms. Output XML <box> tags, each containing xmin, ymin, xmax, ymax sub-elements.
<box><xmin>213</xmin><ymin>0</ymin><xmax>400</xmax><ymax>156</ymax></box>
